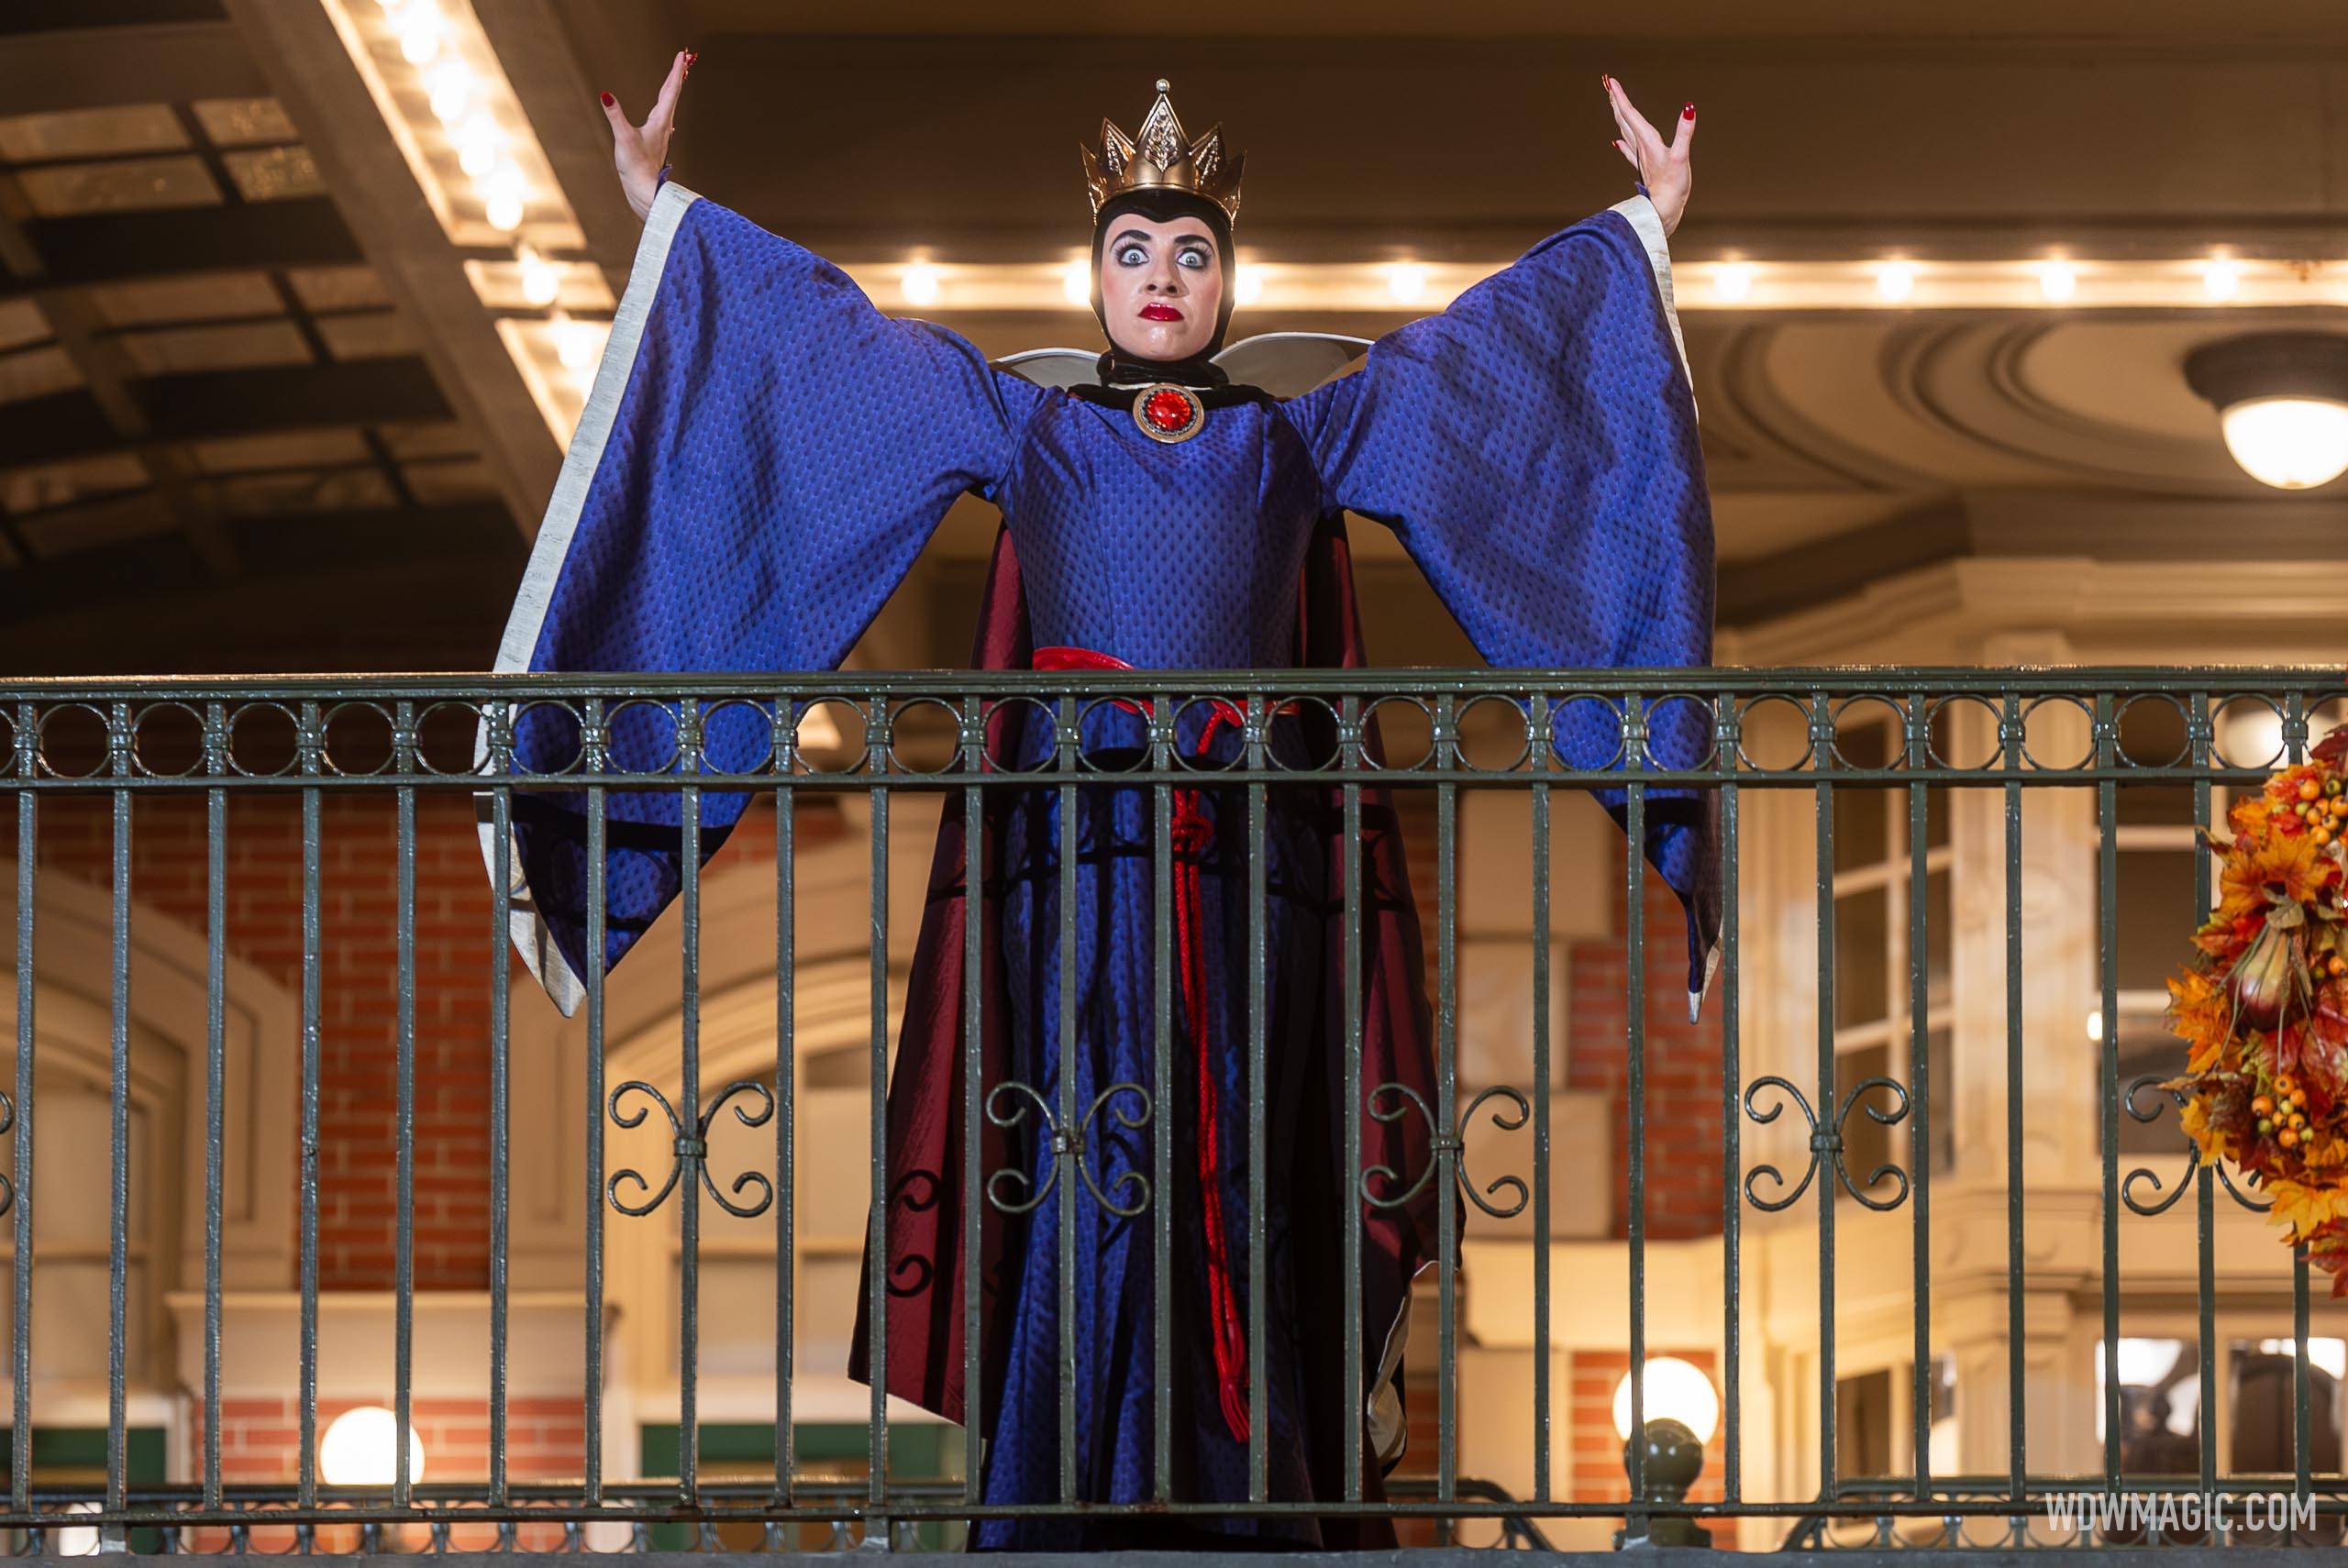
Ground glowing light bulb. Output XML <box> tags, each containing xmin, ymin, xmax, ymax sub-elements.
<box><xmin>2087</xmin><ymin>1009</ymin><xmax>2104</xmax><ymax>1043</ymax></box>
<box><xmin>2218</xmin><ymin>396</ymin><xmax>2348</xmax><ymax>489</ymax></box>
<box><xmin>1384</xmin><ymin>262</ymin><xmax>1427</xmax><ymax>304</ymax></box>
<box><xmin>516</xmin><ymin>243</ymin><xmax>560</xmax><ymax>307</ymax></box>
<box><xmin>901</xmin><ymin>262</ymin><xmax>941</xmax><ymax>306</ymax></box>
<box><xmin>456</xmin><ymin>112</ymin><xmax>502</xmax><ymax>178</ymax></box>
<box><xmin>2037</xmin><ymin>259</ymin><xmax>2077</xmax><ymax>303</ymax></box>
<box><xmin>397</xmin><ymin>2</ymin><xmax>442</xmax><ymax>65</ymax></box>
<box><xmin>320</xmin><ymin>1407</ymin><xmax>427</xmax><ymax>1488</ymax></box>
<box><xmin>1611</xmin><ymin>1357</ymin><xmax>1722</xmax><ymax>1444</ymax></box>
<box><xmin>1234</xmin><ymin>265</ymin><xmax>1263</xmax><ymax>307</ymax></box>
<box><xmin>1060</xmin><ymin>258</ymin><xmax>1090</xmax><ymax>307</ymax></box>
<box><xmin>2202</xmin><ymin>258</ymin><xmax>2243</xmax><ymax>302</ymax></box>
<box><xmin>426</xmin><ymin>62</ymin><xmax>471</xmax><ymax>126</ymax></box>
<box><xmin>1876</xmin><ymin>259</ymin><xmax>1918</xmax><ymax>304</ymax></box>
<box><xmin>483</xmin><ymin>168</ymin><xmax>526</xmax><ymax>233</ymax></box>
<box><xmin>1712</xmin><ymin>261</ymin><xmax>1755</xmax><ymax>303</ymax></box>
<box><xmin>550</xmin><ymin>310</ymin><xmax>601</xmax><ymax>373</ymax></box>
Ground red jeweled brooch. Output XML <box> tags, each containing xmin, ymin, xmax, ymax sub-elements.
<box><xmin>1132</xmin><ymin>382</ymin><xmax>1205</xmax><ymax>444</ymax></box>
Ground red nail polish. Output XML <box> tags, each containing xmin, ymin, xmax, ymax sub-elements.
<box><xmin>1683</xmin><ymin>103</ymin><xmax>1696</xmax><ymax>119</ymax></box>
<box><xmin>600</xmin><ymin>91</ymin><xmax>615</xmax><ymax>106</ymax></box>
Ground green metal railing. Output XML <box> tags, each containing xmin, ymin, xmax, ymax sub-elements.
<box><xmin>0</xmin><ymin>668</ymin><xmax>2342</xmax><ymax>1553</ymax></box>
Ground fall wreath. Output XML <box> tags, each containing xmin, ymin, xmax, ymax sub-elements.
<box><xmin>2166</xmin><ymin>727</ymin><xmax>2348</xmax><ymax>1292</ymax></box>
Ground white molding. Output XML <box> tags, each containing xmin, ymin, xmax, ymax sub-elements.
<box><xmin>0</xmin><ymin>862</ymin><xmax>298</xmax><ymax>1293</ymax></box>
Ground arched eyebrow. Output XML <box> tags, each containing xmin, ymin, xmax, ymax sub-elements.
<box><xmin>1108</xmin><ymin>228</ymin><xmax>1154</xmax><ymax>249</ymax></box>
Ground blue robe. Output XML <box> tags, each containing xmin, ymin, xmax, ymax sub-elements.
<box><xmin>487</xmin><ymin>180</ymin><xmax>1714</xmax><ymax>1550</ymax></box>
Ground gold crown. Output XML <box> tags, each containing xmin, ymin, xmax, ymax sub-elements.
<box><xmin>1080</xmin><ymin>78</ymin><xmax>1243</xmax><ymax>224</ymax></box>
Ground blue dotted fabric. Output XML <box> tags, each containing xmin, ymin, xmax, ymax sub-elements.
<box><xmin>502</xmin><ymin>192</ymin><xmax>1718</xmax><ymax>1544</ymax></box>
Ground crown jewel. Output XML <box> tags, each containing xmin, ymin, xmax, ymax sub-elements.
<box><xmin>1081</xmin><ymin>78</ymin><xmax>1244</xmax><ymax>224</ymax></box>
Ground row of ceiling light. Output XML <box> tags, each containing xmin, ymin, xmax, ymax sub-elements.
<box><xmin>873</xmin><ymin>252</ymin><xmax>2339</xmax><ymax>314</ymax></box>
<box><xmin>328</xmin><ymin>0</ymin><xmax>2348</xmax><ymax>491</ymax></box>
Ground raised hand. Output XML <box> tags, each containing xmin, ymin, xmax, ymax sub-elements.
<box><xmin>1601</xmin><ymin>74</ymin><xmax>1694</xmax><ymax>238</ymax></box>
<box><xmin>602</xmin><ymin>50</ymin><xmax>692</xmax><ymax>222</ymax></box>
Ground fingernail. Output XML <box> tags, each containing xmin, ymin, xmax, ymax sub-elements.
<box><xmin>1683</xmin><ymin>103</ymin><xmax>1696</xmax><ymax>119</ymax></box>
<box><xmin>600</xmin><ymin>91</ymin><xmax>615</xmax><ymax>106</ymax></box>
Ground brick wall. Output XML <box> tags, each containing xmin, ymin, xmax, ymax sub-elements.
<box><xmin>1569</xmin><ymin>1348</ymin><xmax>1725</xmax><ymax>1507</ymax></box>
<box><xmin>183</xmin><ymin>1396</ymin><xmax>584</xmax><ymax>1550</ymax></box>
<box><xmin>1567</xmin><ymin>842</ymin><xmax>1723</xmax><ymax>1240</ymax></box>
<box><xmin>1390</xmin><ymin>792</ymin><xmax>1727</xmax><ymax>1240</ymax></box>
<box><xmin>6</xmin><ymin>790</ymin><xmax>813</xmax><ymax>1288</ymax></box>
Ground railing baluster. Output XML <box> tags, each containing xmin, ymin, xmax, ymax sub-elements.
<box><xmin>1811</xmin><ymin>698</ymin><xmax>1835</xmax><ymax>1504</ymax></box>
<box><xmin>774</xmin><ymin>766</ymin><xmax>795</xmax><ymax>1507</ymax></box>
<box><xmin>960</xmin><ymin>696</ymin><xmax>983</xmax><ymax>1508</ymax></box>
<box><xmin>2287</xmin><ymin>688</ymin><xmax>2312</xmax><ymax>1514</ymax></box>
<box><xmin>108</xmin><ymin>706</ymin><xmax>134</xmax><ymax>1527</ymax></box>
<box><xmin>868</xmin><ymin>696</ymin><xmax>892</xmax><ymax>1522</ymax></box>
<box><xmin>10</xmin><ymin>702</ymin><xmax>31</xmax><ymax>1522</ymax></box>
<box><xmin>1246</xmin><ymin>690</ymin><xmax>1270</xmax><ymax>1500</ymax></box>
<box><xmin>1152</xmin><ymin>691</ymin><xmax>1175</xmax><ymax>1505</ymax></box>
<box><xmin>2001</xmin><ymin>691</ymin><xmax>2027</xmax><ymax>1502</ymax></box>
<box><xmin>1623</xmin><ymin>725</ymin><xmax>1647</xmax><ymax>1519</ymax></box>
<box><xmin>1436</xmin><ymin>694</ymin><xmax>1459</xmax><ymax>1507</ymax></box>
<box><xmin>2095</xmin><ymin>692</ymin><xmax>2121</xmax><ymax>1488</ymax></box>
<box><xmin>487</xmin><ymin>724</ymin><xmax>514</xmax><ymax>1508</ymax></box>
<box><xmin>393</xmin><ymin>707</ymin><xmax>418</xmax><ymax>1512</ymax></box>
<box><xmin>1908</xmin><ymin>696</ymin><xmax>1933</xmax><ymax>1502</ymax></box>
<box><xmin>1531</xmin><ymin>693</ymin><xmax>1552</xmax><ymax>1506</ymax></box>
<box><xmin>1719</xmin><ymin>694</ymin><xmax>1743</xmax><ymax>1505</ymax></box>
<box><xmin>681</xmin><ymin>766</ymin><xmax>704</xmax><ymax>1503</ymax></box>
<box><xmin>583</xmin><ymin>707</ymin><xmax>607</xmax><ymax>1507</ymax></box>
<box><xmin>1054</xmin><ymin>694</ymin><xmax>1078</xmax><ymax>1507</ymax></box>
<box><xmin>1339</xmin><ymin>693</ymin><xmax>1364</xmax><ymax>1505</ymax></box>
<box><xmin>204</xmin><ymin>704</ymin><xmax>227</xmax><ymax>1512</ymax></box>
<box><xmin>2191</xmin><ymin>690</ymin><xmax>2218</xmax><ymax>1501</ymax></box>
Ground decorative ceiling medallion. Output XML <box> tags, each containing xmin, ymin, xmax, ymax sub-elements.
<box><xmin>1134</xmin><ymin>382</ymin><xmax>1205</xmax><ymax>443</ymax></box>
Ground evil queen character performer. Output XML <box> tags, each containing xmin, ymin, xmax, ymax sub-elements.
<box><xmin>484</xmin><ymin>58</ymin><xmax>1717</xmax><ymax>1552</ymax></box>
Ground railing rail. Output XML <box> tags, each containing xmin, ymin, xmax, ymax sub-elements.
<box><xmin>1</xmin><ymin>667</ymin><xmax>2342</xmax><ymax>1552</ymax></box>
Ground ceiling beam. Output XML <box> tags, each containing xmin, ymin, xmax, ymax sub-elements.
<box><xmin>0</xmin><ymin>359</ymin><xmax>449</xmax><ymax>469</ymax></box>
<box><xmin>0</xmin><ymin>511</ymin><xmax>525</xmax><ymax>676</ymax></box>
<box><xmin>2</xmin><ymin>200</ymin><xmax>363</xmax><ymax>293</ymax></box>
<box><xmin>0</xmin><ymin>20</ymin><xmax>264</xmax><ymax>115</ymax></box>
<box><xmin>221</xmin><ymin>0</ymin><xmax>565</xmax><ymax>534</ymax></box>
<box><xmin>0</xmin><ymin>2</ymin><xmax>228</xmax><ymax>39</ymax></box>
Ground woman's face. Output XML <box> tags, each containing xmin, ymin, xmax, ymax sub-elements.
<box><xmin>1098</xmin><ymin>213</ymin><xmax>1224</xmax><ymax>363</ymax></box>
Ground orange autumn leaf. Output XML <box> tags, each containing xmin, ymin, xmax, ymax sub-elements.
<box><xmin>2267</xmin><ymin>1179</ymin><xmax>2348</xmax><ymax>1245</ymax></box>
<box><xmin>2167</xmin><ymin>968</ymin><xmax>2235</xmax><ymax>1073</ymax></box>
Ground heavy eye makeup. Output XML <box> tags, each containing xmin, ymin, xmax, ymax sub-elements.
<box><xmin>1111</xmin><ymin>231</ymin><xmax>1214</xmax><ymax>271</ymax></box>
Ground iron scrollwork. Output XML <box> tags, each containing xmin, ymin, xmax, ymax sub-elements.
<box><xmin>984</xmin><ymin>1080</ymin><xmax>1154</xmax><ymax>1219</ymax></box>
<box><xmin>2121</xmin><ymin>1072</ymin><xmax>2273</xmax><ymax>1215</ymax></box>
<box><xmin>1744</xmin><ymin>1073</ymin><xmax>1911</xmax><ymax>1212</ymax></box>
<box><xmin>1357</xmin><ymin>1081</ymin><xmax>1531</xmax><ymax>1219</ymax></box>
<box><xmin>607</xmin><ymin>1078</ymin><xmax>776</xmax><ymax>1219</ymax></box>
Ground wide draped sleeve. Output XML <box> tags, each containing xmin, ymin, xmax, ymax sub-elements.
<box><xmin>1278</xmin><ymin>192</ymin><xmax>1720</xmax><ymax>1005</ymax></box>
<box><xmin>486</xmin><ymin>180</ymin><xmax>1045</xmax><ymax>1014</ymax></box>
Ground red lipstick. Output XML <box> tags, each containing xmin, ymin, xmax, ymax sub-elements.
<box><xmin>1139</xmin><ymin>303</ymin><xmax>1184</xmax><ymax>321</ymax></box>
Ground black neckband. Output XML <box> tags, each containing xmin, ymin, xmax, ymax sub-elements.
<box><xmin>1069</xmin><ymin>381</ymin><xmax>1276</xmax><ymax>414</ymax></box>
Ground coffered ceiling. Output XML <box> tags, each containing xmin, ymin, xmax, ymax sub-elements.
<box><xmin>3</xmin><ymin>1</ymin><xmax>2343</xmax><ymax>673</ymax></box>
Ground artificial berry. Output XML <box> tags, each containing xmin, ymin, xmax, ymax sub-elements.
<box><xmin>2281</xmin><ymin>1128</ymin><xmax>2301</xmax><ymax>1148</ymax></box>
<box><xmin>2254</xmin><ymin>1094</ymin><xmax>2276</xmax><ymax>1115</ymax></box>
<box><xmin>2260</xmin><ymin>1118</ymin><xmax>2276</xmax><ymax>1135</ymax></box>
<box><xmin>2319</xmin><ymin>830</ymin><xmax>2334</xmax><ymax>847</ymax></box>
<box><xmin>2302</xmin><ymin>778</ymin><xmax>2323</xmax><ymax>801</ymax></box>
<box><xmin>2331</xmin><ymin>956</ymin><xmax>2346</xmax><ymax>977</ymax></box>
